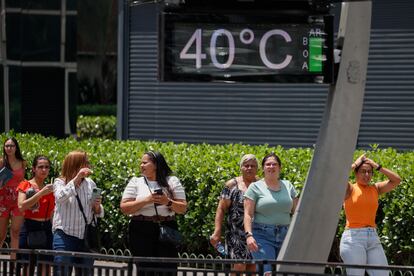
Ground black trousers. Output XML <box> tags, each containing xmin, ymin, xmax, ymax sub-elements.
<box><xmin>129</xmin><ymin>219</ymin><xmax>178</xmax><ymax>276</ymax></box>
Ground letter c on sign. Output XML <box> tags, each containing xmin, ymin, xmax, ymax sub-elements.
<box><xmin>259</xmin><ymin>30</ymin><xmax>293</xmax><ymax>70</ymax></box>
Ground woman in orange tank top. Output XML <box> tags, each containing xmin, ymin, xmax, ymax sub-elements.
<box><xmin>340</xmin><ymin>154</ymin><xmax>401</xmax><ymax>276</ymax></box>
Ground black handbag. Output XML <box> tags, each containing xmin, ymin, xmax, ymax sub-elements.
<box><xmin>84</xmin><ymin>217</ymin><xmax>100</xmax><ymax>253</ymax></box>
<box><xmin>75</xmin><ymin>194</ymin><xmax>101</xmax><ymax>253</ymax></box>
<box><xmin>143</xmin><ymin>177</ymin><xmax>183</xmax><ymax>247</ymax></box>
<box><xmin>158</xmin><ymin>224</ymin><xmax>183</xmax><ymax>246</ymax></box>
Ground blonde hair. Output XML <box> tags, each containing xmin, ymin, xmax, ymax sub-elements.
<box><xmin>240</xmin><ymin>154</ymin><xmax>258</xmax><ymax>169</ymax></box>
<box><xmin>61</xmin><ymin>150</ymin><xmax>88</xmax><ymax>182</ymax></box>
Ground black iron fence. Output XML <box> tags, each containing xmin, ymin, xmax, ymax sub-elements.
<box><xmin>1</xmin><ymin>248</ymin><xmax>413</xmax><ymax>276</ymax></box>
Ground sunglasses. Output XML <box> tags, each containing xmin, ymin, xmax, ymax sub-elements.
<box><xmin>4</xmin><ymin>144</ymin><xmax>16</xmax><ymax>148</ymax></box>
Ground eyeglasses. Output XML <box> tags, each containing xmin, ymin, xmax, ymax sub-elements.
<box><xmin>37</xmin><ymin>165</ymin><xmax>50</xmax><ymax>170</ymax></box>
<box><xmin>4</xmin><ymin>144</ymin><xmax>16</xmax><ymax>148</ymax></box>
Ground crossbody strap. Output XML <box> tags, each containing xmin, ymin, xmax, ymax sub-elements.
<box><xmin>75</xmin><ymin>193</ymin><xmax>88</xmax><ymax>224</ymax></box>
<box><xmin>143</xmin><ymin>177</ymin><xmax>161</xmax><ymax>223</ymax></box>
<box><xmin>75</xmin><ymin>190</ymin><xmax>97</xmax><ymax>225</ymax></box>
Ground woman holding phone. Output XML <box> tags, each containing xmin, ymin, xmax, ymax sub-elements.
<box><xmin>52</xmin><ymin>150</ymin><xmax>104</xmax><ymax>275</ymax></box>
<box><xmin>17</xmin><ymin>155</ymin><xmax>54</xmax><ymax>276</ymax></box>
<box><xmin>120</xmin><ymin>151</ymin><xmax>187</xmax><ymax>275</ymax></box>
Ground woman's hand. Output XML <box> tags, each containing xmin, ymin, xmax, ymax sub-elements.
<box><xmin>93</xmin><ymin>197</ymin><xmax>102</xmax><ymax>214</ymax></box>
<box><xmin>209</xmin><ymin>233</ymin><xmax>221</xmax><ymax>248</ymax></box>
<box><xmin>363</xmin><ymin>157</ymin><xmax>380</xmax><ymax>170</ymax></box>
<box><xmin>152</xmin><ymin>191</ymin><xmax>169</xmax><ymax>205</ymax></box>
<box><xmin>352</xmin><ymin>153</ymin><xmax>366</xmax><ymax>169</ymax></box>
<box><xmin>74</xmin><ymin>168</ymin><xmax>93</xmax><ymax>187</ymax></box>
<box><xmin>246</xmin><ymin>236</ymin><xmax>258</xmax><ymax>252</ymax></box>
<box><xmin>39</xmin><ymin>183</ymin><xmax>54</xmax><ymax>196</ymax></box>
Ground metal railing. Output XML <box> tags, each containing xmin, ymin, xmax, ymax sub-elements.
<box><xmin>1</xmin><ymin>248</ymin><xmax>413</xmax><ymax>276</ymax></box>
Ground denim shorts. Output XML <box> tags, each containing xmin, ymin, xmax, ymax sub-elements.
<box><xmin>251</xmin><ymin>222</ymin><xmax>289</xmax><ymax>274</ymax></box>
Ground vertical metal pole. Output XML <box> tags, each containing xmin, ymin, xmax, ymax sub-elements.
<box><xmin>0</xmin><ymin>0</ymin><xmax>9</xmax><ymax>131</ymax></box>
<box><xmin>277</xmin><ymin>1</ymin><xmax>372</xmax><ymax>273</ymax></box>
<box><xmin>116</xmin><ymin>0</ymin><xmax>129</xmax><ymax>139</ymax></box>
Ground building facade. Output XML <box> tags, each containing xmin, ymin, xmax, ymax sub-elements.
<box><xmin>119</xmin><ymin>0</ymin><xmax>414</xmax><ymax>150</ymax></box>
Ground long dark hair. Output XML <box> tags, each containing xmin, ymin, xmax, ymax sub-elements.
<box><xmin>2</xmin><ymin>137</ymin><xmax>24</xmax><ymax>169</ymax></box>
<box><xmin>145</xmin><ymin>151</ymin><xmax>174</xmax><ymax>198</ymax></box>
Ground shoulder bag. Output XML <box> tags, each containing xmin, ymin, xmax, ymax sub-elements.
<box><xmin>143</xmin><ymin>177</ymin><xmax>183</xmax><ymax>247</ymax></box>
<box><xmin>75</xmin><ymin>193</ymin><xmax>101</xmax><ymax>253</ymax></box>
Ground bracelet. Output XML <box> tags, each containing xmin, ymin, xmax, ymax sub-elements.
<box><xmin>376</xmin><ymin>165</ymin><xmax>382</xmax><ymax>171</ymax></box>
<box><xmin>245</xmin><ymin>231</ymin><xmax>253</xmax><ymax>238</ymax></box>
<box><xmin>167</xmin><ymin>199</ymin><xmax>173</xmax><ymax>207</ymax></box>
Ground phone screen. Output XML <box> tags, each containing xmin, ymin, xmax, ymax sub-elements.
<box><xmin>154</xmin><ymin>188</ymin><xmax>163</xmax><ymax>195</ymax></box>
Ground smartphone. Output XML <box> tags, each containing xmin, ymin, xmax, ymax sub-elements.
<box><xmin>153</xmin><ymin>188</ymin><xmax>163</xmax><ymax>195</ymax></box>
<box><xmin>91</xmin><ymin>187</ymin><xmax>102</xmax><ymax>201</ymax></box>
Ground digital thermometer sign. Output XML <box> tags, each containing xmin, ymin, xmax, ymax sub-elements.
<box><xmin>160</xmin><ymin>12</ymin><xmax>334</xmax><ymax>83</ymax></box>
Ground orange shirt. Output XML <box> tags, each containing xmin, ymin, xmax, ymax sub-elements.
<box><xmin>344</xmin><ymin>183</ymin><xmax>378</xmax><ymax>228</ymax></box>
<box><xmin>17</xmin><ymin>180</ymin><xmax>55</xmax><ymax>220</ymax></box>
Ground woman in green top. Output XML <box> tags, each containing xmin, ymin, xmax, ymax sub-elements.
<box><xmin>244</xmin><ymin>153</ymin><xmax>298</xmax><ymax>275</ymax></box>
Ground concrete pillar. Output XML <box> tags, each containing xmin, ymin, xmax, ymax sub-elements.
<box><xmin>277</xmin><ymin>1</ymin><xmax>372</xmax><ymax>273</ymax></box>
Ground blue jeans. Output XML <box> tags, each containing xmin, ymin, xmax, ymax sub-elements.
<box><xmin>340</xmin><ymin>227</ymin><xmax>389</xmax><ymax>276</ymax></box>
<box><xmin>53</xmin><ymin>229</ymin><xmax>93</xmax><ymax>276</ymax></box>
<box><xmin>251</xmin><ymin>222</ymin><xmax>289</xmax><ymax>274</ymax></box>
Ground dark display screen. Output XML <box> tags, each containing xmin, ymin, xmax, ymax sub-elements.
<box><xmin>160</xmin><ymin>12</ymin><xmax>334</xmax><ymax>83</ymax></box>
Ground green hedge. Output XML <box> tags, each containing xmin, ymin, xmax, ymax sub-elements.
<box><xmin>76</xmin><ymin>115</ymin><xmax>116</xmax><ymax>140</ymax></box>
<box><xmin>1</xmin><ymin>132</ymin><xmax>412</xmax><ymax>264</ymax></box>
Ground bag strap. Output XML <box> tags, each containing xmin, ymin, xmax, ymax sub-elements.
<box><xmin>75</xmin><ymin>192</ymin><xmax>97</xmax><ymax>225</ymax></box>
<box><xmin>143</xmin><ymin>177</ymin><xmax>162</xmax><ymax>224</ymax></box>
<box><xmin>75</xmin><ymin>194</ymin><xmax>88</xmax><ymax>224</ymax></box>
<box><xmin>44</xmin><ymin>200</ymin><xmax>49</xmax><ymax>221</ymax></box>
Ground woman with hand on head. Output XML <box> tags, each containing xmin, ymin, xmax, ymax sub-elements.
<box><xmin>0</xmin><ymin>137</ymin><xmax>26</xmax><ymax>254</ymax></box>
<box><xmin>17</xmin><ymin>155</ymin><xmax>55</xmax><ymax>275</ymax></box>
<box><xmin>120</xmin><ymin>151</ymin><xmax>187</xmax><ymax>275</ymax></box>
<box><xmin>210</xmin><ymin>154</ymin><xmax>258</xmax><ymax>273</ymax></box>
<box><xmin>52</xmin><ymin>151</ymin><xmax>104</xmax><ymax>275</ymax></box>
<box><xmin>244</xmin><ymin>153</ymin><xmax>299</xmax><ymax>276</ymax></box>
<box><xmin>340</xmin><ymin>154</ymin><xmax>401</xmax><ymax>276</ymax></box>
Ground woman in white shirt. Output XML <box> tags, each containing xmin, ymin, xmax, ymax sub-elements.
<box><xmin>53</xmin><ymin>150</ymin><xmax>104</xmax><ymax>276</ymax></box>
<box><xmin>120</xmin><ymin>151</ymin><xmax>187</xmax><ymax>275</ymax></box>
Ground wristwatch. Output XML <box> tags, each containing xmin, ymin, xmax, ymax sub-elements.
<box><xmin>245</xmin><ymin>231</ymin><xmax>253</xmax><ymax>238</ymax></box>
<box><xmin>167</xmin><ymin>199</ymin><xmax>173</xmax><ymax>207</ymax></box>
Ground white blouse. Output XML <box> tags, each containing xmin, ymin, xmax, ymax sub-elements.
<box><xmin>122</xmin><ymin>176</ymin><xmax>186</xmax><ymax>216</ymax></box>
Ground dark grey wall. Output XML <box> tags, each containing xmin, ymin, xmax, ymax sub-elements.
<box><xmin>120</xmin><ymin>0</ymin><xmax>414</xmax><ymax>150</ymax></box>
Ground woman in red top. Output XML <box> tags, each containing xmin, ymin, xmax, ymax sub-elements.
<box><xmin>0</xmin><ymin>137</ymin><xmax>26</xmax><ymax>252</ymax></box>
<box><xmin>17</xmin><ymin>155</ymin><xmax>55</xmax><ymax>253</ymax></box>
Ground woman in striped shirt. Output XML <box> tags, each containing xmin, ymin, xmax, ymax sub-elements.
<box><xmin>52</xmin><ymin>151</ymin><xmax>104</xmax><ymax>275</ymax></box>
